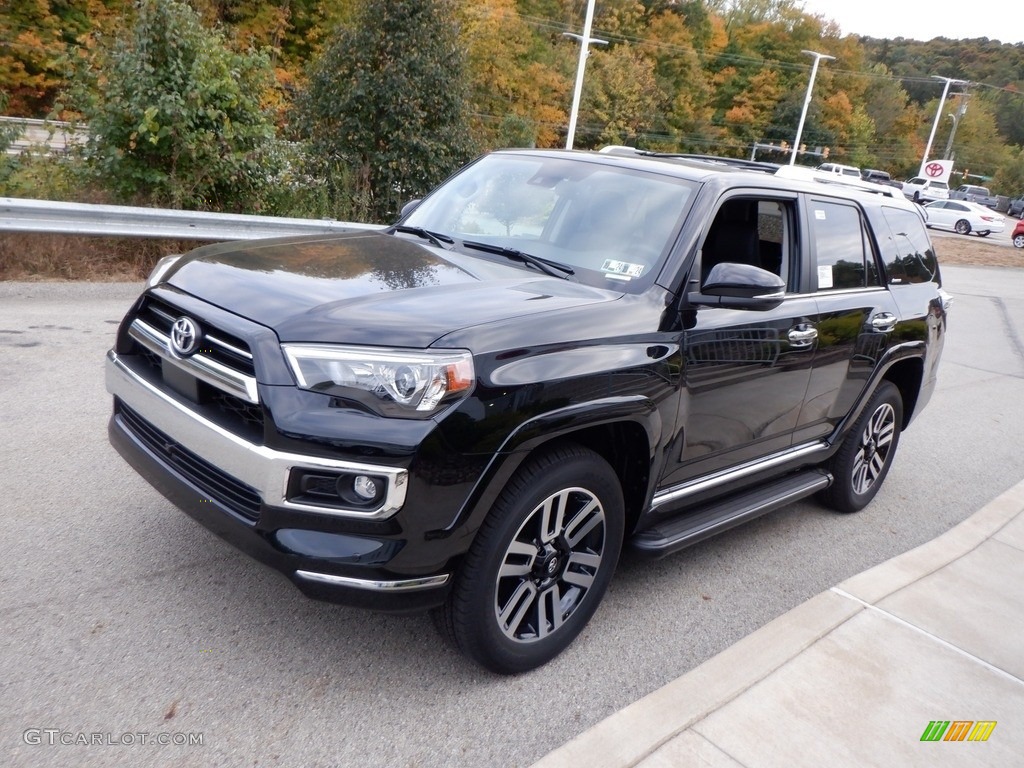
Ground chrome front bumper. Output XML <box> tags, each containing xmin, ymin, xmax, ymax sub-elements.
<box><xmin>105</xmin><ymin>350</ymin><xmax>409</xmax><ymax>520</ymax></box>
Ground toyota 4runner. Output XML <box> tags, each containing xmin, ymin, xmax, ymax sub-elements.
<box><xmin>106</xmin><ymin>150</ymin><xmax>949</xmax><ymax>674</ymax></box>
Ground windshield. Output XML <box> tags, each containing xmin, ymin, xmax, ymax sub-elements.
<box><xmin>402</xmin><ymin>153</ymin><xmax>696</xmax><ymax>290</ymax></box>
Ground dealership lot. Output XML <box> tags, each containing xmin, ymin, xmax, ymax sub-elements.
<box><xmin>2</xmin><ymin>266</ymin><xmax>1022</xmax><ymax>767</ymax></box>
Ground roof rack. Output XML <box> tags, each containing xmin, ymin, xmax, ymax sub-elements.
<box><xmin>773</xmin><ymin>165</ymin><xmax>898</xmax><ymax>197</ymax></box>
<box><xmin>598</xmin><ymin>146</ymin><xmax>779</xmax><ymax>173</ymax></box>
<box><xmin>597</xmin><ymin>147</ymin><xmax>898</xmax><ymax>197</ymax></box>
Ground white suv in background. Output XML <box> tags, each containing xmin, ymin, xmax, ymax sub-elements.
<box><xmin>816</xmin><ymin>162</ymin><xmax>861</xmax><ymax>178</ymax></box>
<box><xmin>901</xmin><ymin>177</ymin><xmax>949</xmax><ymax>203</ymax></box>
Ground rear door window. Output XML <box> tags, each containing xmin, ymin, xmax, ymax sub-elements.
<box><xmin>808</xmin><ymin>199</ymin><xmax>879</xmax><ymax>291</ymax></box>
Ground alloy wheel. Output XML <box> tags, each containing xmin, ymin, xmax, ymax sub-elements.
<box><xmin>851</xmin><ymin>402</ymin><xmax>896</xmax><ymax>496</ymax></box>
<box><xmin>494</xmin><ymin>486</ymin><xmax>606</xmax><ymax>643</ymax></box>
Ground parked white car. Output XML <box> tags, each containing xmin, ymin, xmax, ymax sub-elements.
<box><xmin>901</xmin><ymin>177</ymin><xmax>950</xmax><ymax>203</ymax></box>
<box><xmin>923</xmin><ymin>200</ymin><xmax>1006</xmax><ymax>237</ymax></box>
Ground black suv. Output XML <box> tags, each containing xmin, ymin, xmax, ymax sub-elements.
<box><xmin>106</xmin><ymin>150</ymin><xmax>948</xmax><ymax>674</ymax></box>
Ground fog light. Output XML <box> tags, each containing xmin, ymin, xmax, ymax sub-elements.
<box><xmin>352</xmin><ymin>474</ymin><xmax>379</xmax><ymax>501</ymax></box>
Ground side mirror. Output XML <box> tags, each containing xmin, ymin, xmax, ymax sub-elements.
<box><xmin>688</xmin><ymin>262</ymin><xmax>786</xmax><ymax>311</ymax></box>
<box><xmin>399</xmin><ymin>199</ymin><xmax>422</xmax><ymax>219</ymax></box>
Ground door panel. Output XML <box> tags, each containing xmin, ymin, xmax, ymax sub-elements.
<box><xmin>793</xmin><ymin>291</ymin><xmax>896</xmax><ymax>443</ymax></box>
<box><xmin>661</xmin><ymin>295</ymin><xmax>818</xmax><ymax>486</ymax></box>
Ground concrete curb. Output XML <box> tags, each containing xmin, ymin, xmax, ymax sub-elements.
<box><xmin>531</xmin><ymin>478</ymin><xmax>1024</xmax><ymax>768</ymax></box>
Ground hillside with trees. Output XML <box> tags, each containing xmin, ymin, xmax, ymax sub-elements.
<box><xmin>2</xmin><ymin>0</ymin><xmax>1023</xmax><ymax>222</ymax></box>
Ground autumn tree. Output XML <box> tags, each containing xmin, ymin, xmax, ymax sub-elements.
<box><xmin>0</xmin><ymin>0</ymin><xmax>127</xmax><ymax>116</ymax></box>
<box><xmin>641</xmin><ymin>9</ymin><xmax>716</xmax><ymax>152</ymax></box>
<box><xmin>68</xmin><ymin>0</ymin><xmax>279</xmax><ymax>211</ymax></box>
<box><xmin>457</xmin><ymin>0</ymin><xmax>571</xmax><ymax>149</ymax></box>
<box><xmin>578</xmin><ymin>46</ymin><xmax>664</xmax><ymax>148</ymax></box>
<box><xmin>297</xmin><ymin>0</ymin><xmax>476</xmax><ymax>222</ymax></box>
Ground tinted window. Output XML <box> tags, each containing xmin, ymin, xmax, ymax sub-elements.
<box><xmin>878</xmin><ymin>207</ymin><xmax>938</xmax><ymax>285</ymax></box>
<box><xmin>809</xmin><ymin>200</ymin><xmax>878</xmax><ymax>290</ymax></box>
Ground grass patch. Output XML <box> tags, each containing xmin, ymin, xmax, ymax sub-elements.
<box><xmin>0</xmin><ymin>233</ymin><xmax>204</xmax><ymax>281</ymax></box>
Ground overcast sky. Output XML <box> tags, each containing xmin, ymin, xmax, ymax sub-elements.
<box><xmin>797</xmin><ymin>0</ymin><xmax>1022</xmax><ymax>44</ymax></box>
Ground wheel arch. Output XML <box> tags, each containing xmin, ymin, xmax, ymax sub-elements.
<box><xmin>883</xmin><ymin>356</ymin><xmax>925</xmax><ymax>429</ymax></box>
<box><xmin>442</xmin><ymin>398</ymin><xmax>660</xmax><ymax>543</ymax></box>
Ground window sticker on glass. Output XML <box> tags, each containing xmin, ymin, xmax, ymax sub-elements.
<box><xmin>817</xmin><ymin>264</ymin><xmax>834</xmax><ymax>289</ymax></box>
<box><xmin>601</xmin><ymin>259</ymin><xmax>644</xmax><ymax>279</ymax></box>
<box><xmin>814</xmin><ymin>209</ymin><xmax>827</xmax><ymax>220</ymax></box>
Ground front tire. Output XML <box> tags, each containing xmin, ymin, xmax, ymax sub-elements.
<box><xmin>818</xmin><ymin>381</ymin><xmax>903</xmax><ymax>513</ymax></box>
<box><xmin>1014</xmin><ymin>233</ymin><xmax>1024</xmax><ymax>249</ymax></box>
<box><xmin>954</xmin><ymin>219</ymin><xmax>971</xmax><ymax>235</ymax></box>
<box><xmin>435</xmin><ymin>444</ymin><xmax>624</xmax><ymax>674</ymax></box>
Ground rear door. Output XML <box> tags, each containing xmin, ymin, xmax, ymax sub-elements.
<box><xmin>792</xmin><ymin>195</ymin><xmax>899</xmax><ymax>443</ymax></box>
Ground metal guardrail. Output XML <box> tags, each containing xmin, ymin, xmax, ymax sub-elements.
<box><xmin>0</xmin><ymin>197</ymin><xmax>385</xmax><ymax>240</ymax></box>
<box><xmin>1</xmin><ymin>116</ymin><xmax>88</xmax><ymax>155</ymax></box>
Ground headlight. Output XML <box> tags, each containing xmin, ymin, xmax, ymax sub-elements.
<box><xmin>146</xmin><ymin>254</ymin><xmax>182</xmax><ymax>288</ymax></box>
<box><xmin>282</xmin><ymin>344</ymin><xmax>474</xmax><ymax>416</ymax></box>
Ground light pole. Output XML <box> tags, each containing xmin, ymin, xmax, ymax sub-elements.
<box><xmin>790</xmin><ymin>49</ymin><xmax>834</xmax><ymax>166</ymax></box>
<box><xmin>921</xmin><ymin>75</ymin><xmax>966</xmax><ymax>175</ymax></box>
<box><xmin>563</xmin><ymin>0</ymin><xmax>607</xmax><ymax>150</ymax></box>
<box><xmin>943</xmin><ymin>96</ymin><xmax>969</xmax><ymax>160</ymax></box>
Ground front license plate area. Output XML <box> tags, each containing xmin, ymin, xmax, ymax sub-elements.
<box><xmin>162</xmin><ymin>359</ymin><xmax>200</xmax><ymax>402</ymax></box>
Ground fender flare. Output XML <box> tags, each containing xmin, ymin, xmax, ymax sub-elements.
<box><xmin>434</xmin><ymin>395</ymin><xmax>662</xmax><ymax>538</ymax></box>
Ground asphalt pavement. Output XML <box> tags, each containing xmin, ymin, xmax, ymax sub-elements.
<box><xmin>1</xmin><ymin>266</ymin><xmax>1022</xmax><ymax>767</ymax></box>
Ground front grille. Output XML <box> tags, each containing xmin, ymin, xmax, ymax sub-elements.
<box><xmin>138</xmin><ymin>296</ymin><xmax>256</xmax><ymax>377</ymax></box>
<box><xmin>117</xmin><ymin>400</ymin><xmax>262</xmax><ymax>523</ymax></box>
<box><xmin>127</xmin><ymin>295</ymin><xmax>265</xmax><ymax>441</ymax></box>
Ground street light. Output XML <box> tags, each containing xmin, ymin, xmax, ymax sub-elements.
<box><xmin>921</xmin><ymin>75</ymin><xmax>967</xmax><ymax>175</ymax></box>
<box><xmin>790</xmin><ymin>50</ymin><xmax>834</xmax><ymax>166</ymax></box>
<box><xmin>563</xmin><ymin>0</ymin><xmax>608</xmax><ymax>150</ymax></box>
<box><xmin>943</xmin><ymin>96</ymin><xmax>969</xmax><ymax>160</ymax></box>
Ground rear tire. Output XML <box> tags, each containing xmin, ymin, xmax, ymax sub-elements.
<box><xmin>954</xmin><ymin>219</ymin><xmax>971</xmax><ymax>235</ymax></box>
<box><xmin>435</xmin><ymin>444</ymin><xmax>624</xmax><ymax>674</ymax></box>
<box><xmin>1014</xmin><ymin>233</ymin><xmax>1024</xmax><ymax>249</ymax></box>
<box><xmin>818</xmin><ymin>381</ymin><xmax>903</xmax><ymax>513</ymax></box>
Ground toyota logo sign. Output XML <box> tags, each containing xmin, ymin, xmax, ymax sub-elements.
<box><xmin>170</xmin><ymin>316</ymin><xmax>201</xmax><ymax>357</ymax></box>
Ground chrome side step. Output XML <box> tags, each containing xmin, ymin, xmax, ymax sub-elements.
<box><xmin>650</xmin><ymin>441</ymin><xmax>830</xmax><ymax>512</ymax></box>
<box><xmin>631</xmin><ymin>469</ymin><xmax>832</xmax><ymax>559</ymax></box>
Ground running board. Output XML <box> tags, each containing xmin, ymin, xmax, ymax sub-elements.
<box><xmin>631</xmin><ymin>469</ymin><xmax>832</xmax><ymax>559</ymax></box>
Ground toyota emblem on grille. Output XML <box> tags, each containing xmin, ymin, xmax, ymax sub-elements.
<box><xmin>170</xmin><ymin>316</ymin><xmax>201</xmax><ymax>357</ymax></box>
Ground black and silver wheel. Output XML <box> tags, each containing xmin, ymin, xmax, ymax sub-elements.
<box><xmin>1014</xmin><ymin>232</ymin><xmax>1024</xmax><ymax>249</ymax></box>
<box><xmin>435</xmin><ymin>444</ymin><xmax>624</xmax><ymax>674</ymax></box>
<box><xmin>954</xmin><ymin>219</ymin><xmax>971</xmax><ymax>235</ymax></box>
<box><xmin>818</xmin><ymin>381</ymin><xmax>903</xmax><ymax>513</ymax></box>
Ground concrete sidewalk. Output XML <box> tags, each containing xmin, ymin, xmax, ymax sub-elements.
<box><xmin>533</xmin><ymin>478</ymin><xmax>1024</xmax><ymax>767</ymax></box>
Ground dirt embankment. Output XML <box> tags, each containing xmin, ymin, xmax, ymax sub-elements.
<box><xmin>930</xmin><ymin>233</ymin><xmax>1022</xmax><ymax>268</ymax></box>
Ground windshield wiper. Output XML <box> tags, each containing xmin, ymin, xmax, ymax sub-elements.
<box><xmin>460</xmin><ymin>240</ymin><xmax>575</xmax><ymax>279</ymax></box>
<box><xmin>392</xmin><ymin>225</ymin><xmax>455</xmax><ymax>250</ymax></box>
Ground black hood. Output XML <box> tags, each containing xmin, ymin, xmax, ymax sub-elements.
<box><xmin>164</xmin><ymin>231</ymin><xmax>617</xmax><ymax>347</ymax></box>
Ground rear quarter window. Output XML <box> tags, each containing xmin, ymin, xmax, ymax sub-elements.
<box><xmin>877</xmin><ymin>207</ymin><xmax>938</xmax><ymax>285</ymax></box>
